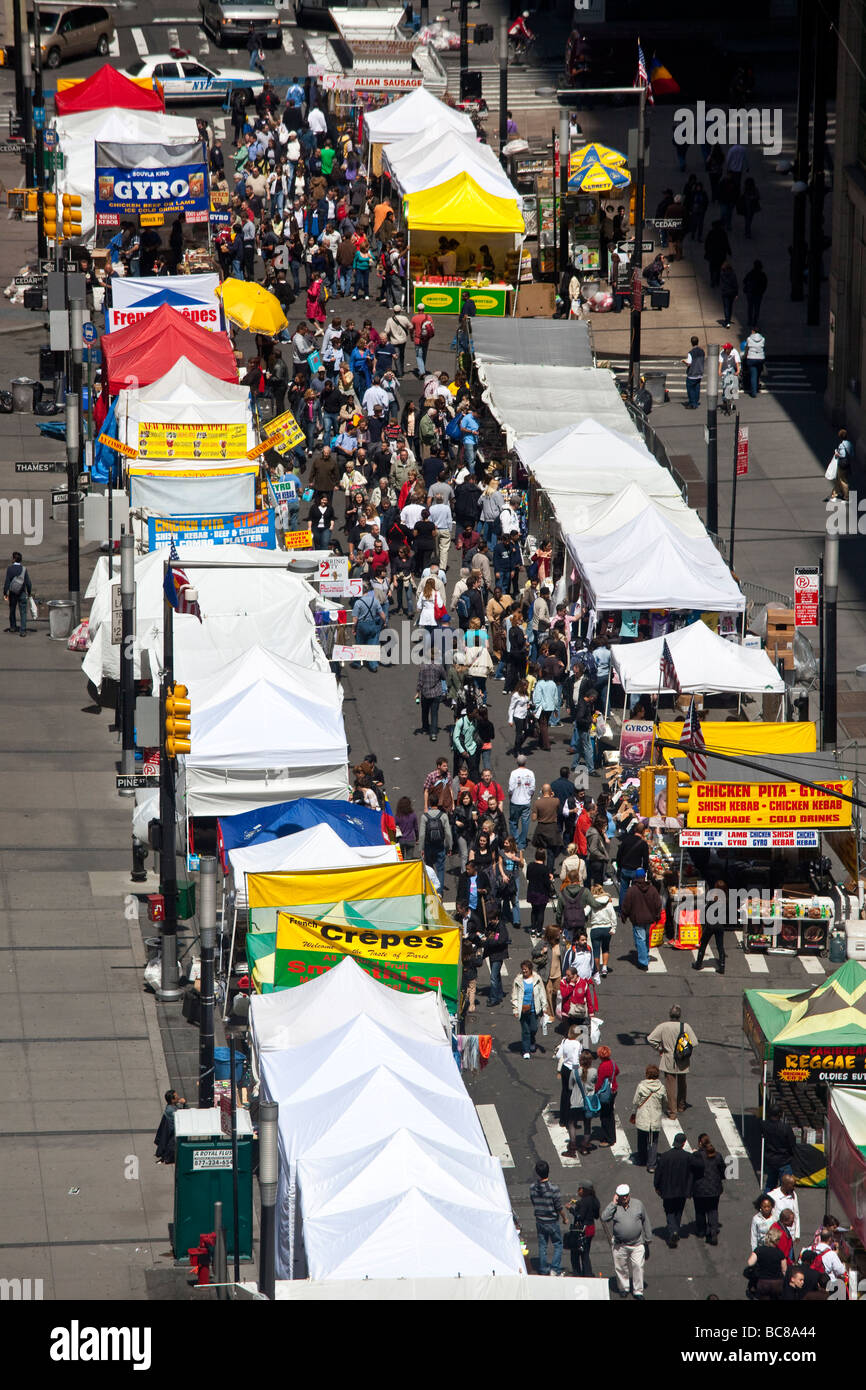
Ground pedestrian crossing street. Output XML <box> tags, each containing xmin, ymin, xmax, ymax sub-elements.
<box><xmin>443</xmin><ymin>59</ymin><xmax>563</xmax><ymax>112</ymax></box>
<box><xmin>108</xmin><ymin>16</ymin><xmax>303</xmax><ymax>73</ymax></box>
<box><xmin>601</xmin><ymin>355</ymin><xmax>816</xmax><ymax>399</ymax></box>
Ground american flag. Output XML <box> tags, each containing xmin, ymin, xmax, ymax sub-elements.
<box><xmin>163</xmin><ymin>541</ymin><xmax>202</xmax><ymax>622</ymax></box>
<box><xmin>660</xmin><ymin>639</ymin><xmax>681</xmax><ymax>694</ymax></box>
<box><xmin>635</xmin><ymin>43</ymin><xmax>654</xmax><ymax>105</ymax></box>
<box><xmin>681</xmin><ymin>696</ymin><xmax>707</xmax><ymax>779</ymax></box>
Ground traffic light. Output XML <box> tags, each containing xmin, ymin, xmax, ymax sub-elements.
<box><xmin>638</xmin><ymin>765</ymin><xmax>656</xmax><ymax>819</ymax></box>
<box><xmin>61</xmin><ymin>194</ymin><xmax>82</xmax><ymax>238</ymax></box>
<box><xmin>165</xmin><ymin>682</ymin><xmax>191</xmax><ymax>759</ymax></box>
<box><xmin>667</xmin><ymin>766</ymin><xmax>692</xmax><ymax>819</ymax></box>
<box><xmin>42</xmin><ymin>191</ymin><xmax>58</xmax><ymax>238</ymax></box>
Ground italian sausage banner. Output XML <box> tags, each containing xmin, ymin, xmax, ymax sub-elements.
<box><xmin>94</xmin><ymin>140</ymin><xmax>209</xmax><ymax>226</ymax></box>
<box><xmin>274</xmin><ymin>909</ymin><xmax>461</xmax><ymax>1007</ymax></box>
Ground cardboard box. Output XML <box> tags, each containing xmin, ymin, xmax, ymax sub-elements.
<box><xmin>514</xmin><ymin>283</ymin><xmax>556</xmax><ymax>317</ymax></box>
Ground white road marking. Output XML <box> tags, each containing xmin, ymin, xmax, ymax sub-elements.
<box><xmin>542</xmin><ymin>1102</ymin><xmax>580</xmax><ymax>1167</ymax></box>
<box><xmin>282</xmin><ymin>30</ymin><xmax>296</xmax><ymax>55</ymax></box>
<box><xmin>611</xmin><ymin>1118</ymin><xmax>633</xmax><ymax>1161</ymax></box>
<box><xmin>736</xmin><ymin>932</ymin><xmax>769</xmax><ymax>973</ymax></box>
<box><xmin>660</xmin><ymin>1118</ymin><xmax>692</xmax><ymax>1151</ymax></box>
<box><xmin>705</xmin><ymin>1096</ymin><xmax>748</xmax><ymax>1160</ymax></box>
<box><xmin>646</xmin><ymin>951</ymin><xmax>668</xmax><ymax>974</ymax></box>
<box><xmin>691</xmin><ymin>943</ymin><xmax>714</xmax><ymax>962</ymax></box>
<box><xmin>108</xmin><ymin>33</ymin><xmax>120</xmax><ymax>56</ymax></box>
<box><xmin>132</xmin><ymin>27</ymin><xmax>148</xmax><ymax>57</ymax></box>
<box><xmin>800</xmin><ymin>954</ymin><xmax>825</xmax><ymax>975</ymax></box>
<box><xmin>200</xmin><ymin>37</ymin><xmax>210</xmax><ymax>54</ymax></box>
<box><xmin>476</xmin><ymin>1103</ymin><xmax>515</xmax><ymax>1168</ymax></box>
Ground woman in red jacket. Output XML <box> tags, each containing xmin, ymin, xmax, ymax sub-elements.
<box><xmin>595</xmin><ymin>1044</ymin><xmax>620</xmax><ymax>1147</ymax></box>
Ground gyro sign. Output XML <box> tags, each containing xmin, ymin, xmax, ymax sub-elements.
<box><xmin>94</xmin><ymin>140</ymin><xmax>209</xmax><ymax>227</ymax></box>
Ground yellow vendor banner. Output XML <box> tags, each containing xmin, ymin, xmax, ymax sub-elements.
<box><xmin>687</xmin><ymin>781</ymin><xmax>853</xmax><ymax>830</ymax></box>
<box><xmin>274</xmin><ymin>909</ymin><xmax>461</xmax><ymax>1006</ymax></box>
<box><xmin>137</xmin><ymin>422</ymin><xmax>248</xmax><ymax>459</ymax></box>
<box><xmin>659</xmin><ymin>721</ymin><xmax>817</xmax><ymax>765</ymax></box>
<box><xmin>263</xmin><ymin>409</ymin><xmax>306</xmax><ymax>455</ymax></box>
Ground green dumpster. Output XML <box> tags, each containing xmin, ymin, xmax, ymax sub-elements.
<box><xmin>173</xmin><ymin>1108</ymin><xmax>254</xmax><ymax>1261</ymax></box>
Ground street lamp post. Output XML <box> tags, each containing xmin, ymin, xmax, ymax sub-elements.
<box><xmin>498</xmin><ymin>12</ymin><xmax>509</xmax><ymax>167</ymax></box>
<box><xmin>823</xmin><ymin>532</ymin><xmax>838</xmax><ymax>749</ymax></box>
<box><xmin>198</xmin><ymin>856</ymin><xmax>217</xmax><ymax>1110</ymax></box>
<box><xmin>119</xmin><ymin>529</ymin><xmax>136</xmax><ymax>793</ymax></box>
<box><xmin>705</xmin><ymin>343</ymin><xmax>719</xmax><ymax>536</ymax></box>
<box><xmin>628</xmin><ymin>85</ymin><xmax>647</xmax><ymax>399</ymax></box>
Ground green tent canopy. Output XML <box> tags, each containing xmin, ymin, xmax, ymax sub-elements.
<box><xmin>744</xmin><ymin>960</ymin><xmax>866</xmax><ymax>1061</ymax></box>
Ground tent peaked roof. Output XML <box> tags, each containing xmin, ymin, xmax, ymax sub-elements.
<box><xmin>132</xmin><ymin>355</ymin><xmax>249</xmax><ymax>407</ymax></box>
<box><xmin>746</xmin><ymin>961</ymin><xmax>866</xmax><ymax>1051</ymax></box>
<box><xmin>54</xmin><ymin>65</ymin><xmax>165</xmax><ymax>115</ymax></box>
<box><xmin>611</xmin><ymin>619</ymin><xmax>784</xmax><ymax>694</ymax></box>
<box><xmin>364</xmin><ymin>87</ymin><xmax>474</xmax><ymax>143</ymax></box>
<box><xmin>406</xmin><ymin>172</ymin><xmax>524</xmax><ymax>234</ymax></box>
<box><xmin>101</xmin><ymin>303</ymin><xmax>237</xmax><ymax>394</ymax></box>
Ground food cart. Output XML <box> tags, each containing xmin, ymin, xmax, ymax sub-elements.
<box><xmin>405</xmin><ymin>172</ymin><xmax>525</xmax><ymax>318</ymax></box>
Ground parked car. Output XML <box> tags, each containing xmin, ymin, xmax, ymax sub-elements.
<box><xmin>30</xmin><ymin>3</ymin><xmax>115</xmax><ymax>69</ymax></box>
<box><xmin>199</xmin><ymin>0</ymin><xmax>283</xmax><ymax>47</ymax></box>
<box><xmin>123</xmin><ymin>54</ymin><xmax>264</xmax><ymax>103</ymax></box>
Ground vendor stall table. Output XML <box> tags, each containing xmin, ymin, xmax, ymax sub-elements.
<box><xmin>412</xmin><ymin>283</ymin><xmax>515</xmax><ymax>317</ymax></box>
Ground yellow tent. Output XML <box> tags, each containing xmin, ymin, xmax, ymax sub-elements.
<box><xmin>405</xmin><ymin>172</ymin><xmax>525</xmax><ymax>234</ymax></box>
<box><xmin>658</xmin><ymin>720</ymin><xmax>817</xmax><ymax>766</ymax></box>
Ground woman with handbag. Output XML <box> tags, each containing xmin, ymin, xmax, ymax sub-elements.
<box><xmin>630</xmin><ymin>1064</ymin><xmax>666</xmax><ymax>1172</ymax></box>
<box><xmin>554</xmin><ymin>1023</ymin><xmax>584</xmax><ymax>1129</ymax></box>
<box><xmin>594</xmin><ymin>1044</ymin><xmax>619</xmax><ymax>1147</ymax></box>
<box><xmin>567</xmin><ymin>1050</ymin><xmax>599</xmax><ymax>1156</ymax></box>
<box><xmin>565</xmin><ymin>1181</ymin><xmax>601</xmax><ymax>1276</ymax></box>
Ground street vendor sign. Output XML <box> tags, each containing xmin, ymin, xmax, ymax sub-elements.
<box><xmin>138</xmin><ymin>422</ymin><xmax>248</xmax><ymax>460</ymax></box>
<box><xmin>262</xmin><ymin>409</ymin><xmax>305</xmax><ymax>456</ymax></box>
<box><xmin>274</xmin><ymin>910</ymin><xmax>461</xmax><ymax>1008</ymax></box>
<box><xmin>147</xmin><ymin>511</ymin><xmax>275</xmax><ymax>550</ymax></box>
<box><xmin>774</xmin><ymin>1045</ymin><xmax>866</xmax><ymax>1085</ymax></box>
<box><xmin>686</xmin><ymin>781</ymin><xmax>853</xmax><ymax>830</ymax></box>
<box><xmin>94</xmin><ymin>140</ymin><xmax>209</xmax><ymax>226</ymax></box>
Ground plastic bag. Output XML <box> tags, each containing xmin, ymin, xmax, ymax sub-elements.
<box><xmin>67</xmin><ymin>619</ymin><xmax>90</xmax><ymax>652</ymax></box>
<box><xmin>28</xmin><ymin>596</ymin><xmax>37</xmax><ymax>620</ymax></box>
<box><xmin>590</xmin><ymin>1015</ymin><xmax>603</xmax><ymax>1046</ymax></box>
<box><xmin>825</xmin><ymin>457</ymin><xmax>838</xmax><ymax>482</ymax></box>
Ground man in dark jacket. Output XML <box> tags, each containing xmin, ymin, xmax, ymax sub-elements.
<box><xmin>653</xmin><ymin>1132</ymin><xmax>692</xmax><ymax>1248</ymax></box>
<box><xmin>307</xmin><ymin>445</ymin><xmax>340</xmax><ymax>499</ymax></box>
<box><xmin>483</xmin><ymin>901</ymin><xmax>510</xmax><ymax>1006</ymax></box>
<box><xmin>692</xmin><ymin>876</ymin><xmax>728</xmax><ymax>975</ymax></box>
<box><xmin>761</xmin><ymin>1104</ymin><xmax>797</xmax><ymax>1190</ymax></box>
<box><xmin>456</xmin><ymin>853</ymin><xmax>492</xmax><ymax>935</ymax></box>
<box><xmin>617</xmin><ymin>823</ymin><xmax>649</xmax><ymax>908</ymax></box>
<box><xmin>4</xmin><ymin>550</ymin><xmax>32</xmax><ymax>635</ymax></box>
<box><xmin>621</xmin><ymin>868</ymin><xmax>662</xmax><ymax>972</ymax></box>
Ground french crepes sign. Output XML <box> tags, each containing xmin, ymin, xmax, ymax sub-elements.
<box><xmin>105</xmin><ymin>272</ymin><xmax>223</xmax><ymax>333</ymax></box>
<box><xmin>94</xmin><ymin>140</ymin><xmax>209</xmax><ymax>227</ymax></box>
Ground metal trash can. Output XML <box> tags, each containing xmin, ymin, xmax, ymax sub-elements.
<box><xmin>643</xmin><ymin>370</ymin><xmax>667</xmax><ymax>404</ymax></box>
<box><xmin>11</xmin><ymin>377</ymin><xmax>37</xmax><ymax>412</ymax></box>
<box><xmin>48</xmin><ymin>599</ymin><xmax>76</xmax><ymax>640</ymax></box>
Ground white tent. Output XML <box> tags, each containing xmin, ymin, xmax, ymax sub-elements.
<box><xmin>53</xmin><ymin>107</ymin><xmax>200</xmax><ymax>241</ymax></box>
<box><xmin>302</xmin><ymin>1188</ymin><xmax>524</xmax><ymax>1281</ymax></box>
<box><xmin>388</xmin><ymin>131</ymin><xmax>520</xmax><ymax>202</ymax></box>
<box><xmin>574</xmin><ymin>510</ymin><xmax>745</xmax><ymax>613</ymax></box>
<box><xmin>185</xmin><ymin>647</ymin><xmax>346</xmax><ymax>771</ymax></box>
<box><xmin>83</xmin><ymin>546</ymin><xmax>327</xmax><ymax>688</ymax></box>
<box><xmin>610</xmin><ymin>619</ymin><xmax>785</xmax><ymax>694</ymax></box>
<box><xmin>185</xmin><ymin>764</ymin><xmax>349</xmax><ymax>816</ymax></box>
<box><xmin>560</xmin><ymin>481</ymin><xmax>705</xmax><ymax>540</ymax></box>
<box><xmin>364</xmin><ymin>88</ymin><xmax>474</xmax><ymax>145</ymax></box>
<box><xmin>269</xmin><ymin>1276</ymin><xmax>607</xmax><ymax>1300</ymax></box>
<box><xmin>520</xmin><ymin>417</ymin><xmax>656</xmax><ymax>477</ymax></box>
<box><xmin>229</xmin><ymin>824</ymin><xmax>399</xmax><ymax>905</ymax></box>
<box><xmin>250</xmin><ymin>955</ymin><xmax>449</xmax><ymax>1053</ymax></box>
<box><xmin>383</xmin><ymin>120</ymin><xmax>481</xmax><ymax>173</ymax></box>
<box><xmin>479</xmin><ymin>368</ymin><xmax>643</xmax><ymax>448</ymax></box>
<box><xmin>116</xmin><ymin>356</ymin><xmax>255</xmax><ymax>452</ymax></box>
<box><xmin>126</xmin><ymin>467</ymin><xmax>257</xmax><ymax>517</ymax></box>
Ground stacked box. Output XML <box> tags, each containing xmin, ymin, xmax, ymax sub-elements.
<box><xmin>765</xmin><ymin>605</ymin><xmax>795</xmax><ymax>671</ymax></box>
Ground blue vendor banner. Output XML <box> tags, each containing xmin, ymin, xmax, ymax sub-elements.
<box><xmin>94</xmin><ymin>140</ymin><xmax>209</xmax><ymax>227</ymax></box>
<box><xmin>147</xmin><ymin>511</ymin><xmax>276</xmax><ymax>550</ymax></box>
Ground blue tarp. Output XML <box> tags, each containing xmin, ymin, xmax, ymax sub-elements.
<box><xmin>218</xmin><ymin>798</ymin><xmax>385</xmax><ymax>853</ymax></box>
<box><xmin>92</xmin><ymin>398</ymin><xmax>119</xmax><ymax>486</ymax></box>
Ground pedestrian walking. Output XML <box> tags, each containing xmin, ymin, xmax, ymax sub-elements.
<box><xmin>743</xmin><ymin>330</ymin><xmax>766</xmax><ymax>400</ymax></box>
<box><xmin>653</xmin><ymin>1132</ymin><xmax>692</xmax><ymax>1247</ymax></box>
<box><xmin>738</xmin><ymin>176</ymin><xmax>761</xmax><ymax>238</ymax></box>
<box><xmin>511</xmin><ymin>958</ymin><xmax>552</xmax><ymax>1059</ymax></box>
<box><xmin>621</xmin><ymin>866</ymin><xmax>661</xmax><ymax>971</ymax></box>
<box><xmin>418</xmin><ymin>790</ymin><xmax>452</xmax><ymax>886</ymax></box>
<box><xmin>630</xmin><ymin>1064</ymin><xmax>666</xmax><ymax>1171</ymax></box>
<box><xmin>4</xmin><ymin>551</ymin><xmax>32</xmax><ymax>635</ymax></box>
<box><xmin>601</xmin><ymin>1184</ymin><xmax>652</xmax><ymax>1299</ymax></box>
<box><xmin>719</xmin><ymin>261</ymin><xmax>738</xmax><ymax>327</ymax></box>
<box><xmin>692</xmin><ymin>875</ymin><xmax>730</xmax><ymax>971</ymax></box>
<box><xmin>529</xmin><ymin>1160</ymin><xmax>567</xmax><ymax>1275</ymax></box>
<box><xmin>565</xmin><ymin>1180</ymin><xmax>601</xmax><ymax>1277</ymax></box>
<box><xmin>828</xmin><ymin>427</ymin><xmax>854</xmax><ymax>502</ymax></box>
<box><xmin>594</xmin><ymin>1044</ymin><xmax>619</xmax><ymax>1147</ymax></box>
<box><xmin>566</xmin><ymin>1048</ymin><xmax>598</xmax><ymax>1156</ymax></box>
<box><xmin>482</xmin><ymin>903</ymin><xmax>510</xmax><ymax>1006</ymax></box>
<box><xmin>743</xmin><ymin>259</ymin><xmax>768</xmax><ymax>326</ymax></box>
<box><xmin>760</xmin><ymin>1105</ymin><xmax>797</xmax><ymax>1190</ymax></box>
<box><xmin>394</xmin><ymin>795</ymin><xmax>418</xmax><ymax>858</ymax></box>
<box><xmin>703</xmin><ymin>219</ymin><xmax>731</xmax><ymax>288</ymax></box>
<box><xmin>416</xmin><ymin>656</ymin><xmax>446</xmax><ymax>741</ymax></box>
<box><xmin>690</xmin><ymin>1141</ymin><xmax>726</xmax><ymax>1244</ymax></box>
<box><xmin>647</xmin><ymin>1003</ymin><xmax>699</xmax><ymax>1119</ymax></box>
<box><xmin>681</xmin><ymin>336</ymin><xmax>705</xmax><ymax>409</ymax></box>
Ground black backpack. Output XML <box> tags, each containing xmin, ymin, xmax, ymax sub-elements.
<box><xmin>424</xmin><ymin>811</ymin><xmax>446</xmax><ymax>855</ymax></box>
<box><xmin>562</xmin><ymin>894</ymin><xmax>586</xmax><ymax>937</ymax></box>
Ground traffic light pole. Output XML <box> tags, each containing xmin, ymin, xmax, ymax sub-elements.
<box><xmin>458</xmin><ymin>0</ymin><xmax>468</xmax><ymax>100</ymax></box>
<box><xmin>705</xmin><ymin>342</ymin><xmax>719</xmax><ymax>536</ymax></box>
<box><xmin>628</xmin><ymin>85</ymin><xmax>647</xmax><ymax>399</ymax></box>
<box><xmin>20</xmin><ymin>18</ymin><xmax>34</xmax><ymax>190</ymax></box>
<box><xmin>66</xmin><ymin>293</ymin><xmax>84</xmax><ymax>624</ymax></box>
<box><xmin>558</xmin><ymin>109</ymin><xmax>568</xmax><ymax>286</ymax></box>
<box><xmin>119</xmin><ymin>530</ymin><xmax>136</xmax><ymax>791</ymax></box>
<box><xmin>157</xmin><ymin>576</ymin><xmax>183</xmax><ymax>1002</ymax></box>
<box><xmin>33</xmin><ymin>0</ymin><xmax>46</xmax><ymax>262</ymax></box>
<box><xmin>498</xmin><ymin>13</ymin><xmax>509</xmax><ymax>168</ymax></box>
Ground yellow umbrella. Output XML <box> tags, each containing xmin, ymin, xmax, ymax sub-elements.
<box><xmin>567</xmin><ymin>160</ymin><xmax>630</xmax><ymax>193</ymax></box>
<box><xmin>569</xmin><ymin>142</ymin><xmax>628</xmax><ymax>173</ymax></box>
<box><xmin>215</xmin><ymin>278</ymin><xmax>287</xmax><ymax>335</ymax></box>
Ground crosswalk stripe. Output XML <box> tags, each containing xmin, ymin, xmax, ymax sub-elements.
<box><xmin>200</xmin><ymin>36</ymin><xmax>210</xmax><ymax>54</ymax></box>
<box><xmin>542</xmin><ymin>1102</ymin><xmax>581</xmax><ymax>1167</ymax></box>
<box><xmin>646</xmin><ymin>950</ymin><xmax>667</xmax><ymax>973</ymax></box>
<box><xmin>705</xmin><ymin>1096</ymin><xmax>748</xmax><ymax>1161</ymax></box>
<box><xmin>660</xmin><ymin>1118</ymin><xmax>692</xmax><ymax>1151</ymax></box>
<box><xmin>736</xmin><ymin>931</ymin><xmax>769</xmax><ymax>972</ymax></box>
<box><xmin>108</xmin><ymin>33</ymin><xmax>120</xmax><ymax>57</ymax></box>
<box><xmin>611</xmin><ymin>1117</ymin><xmax>633</xmax><ymax>1161</ymax></box>
<box><xmin>476</xmin><ymin>1102</ymin><xmax>515</xmax><ymax>1168</ymax></box>
<box><xmin>132</xmin><ymin>27</ymin><xmax>148</xmax><ymax>57</ymax></box>
<box><xmin>167</xmin><ymin>27</ymin><xmax>180</xmax><ymax>49</ymax></box>
<box><xmin>799</xmin><ymin>954</ymin><xmax>825</xmax><ymax>975</ymax></box>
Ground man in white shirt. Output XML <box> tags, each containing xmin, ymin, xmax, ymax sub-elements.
<box><xmin>362</xmin><ymin>379</ymin><xmax>391</xmax><ymax>416</ymax></box>
<box><xmin>401</xmin><ymin>498</ymin><xmax>425</xmax><ymax>530</ymax></box>
<box><xmin>307</xmin><ymin>106</ymin><xmax>327</xmax><ymax>139</ymax></box>
<box><xmin>508</xmin><ymin>754</ymin><xmax>536</xmax><ymax>849</ymax></box>
<box><xmin>416</xmin><ymin>563</ymin><xmax>447</xmax><ymax>606</ymax></box>
<box><xmin>767</xmin><ymin>1174</ymin><xmax>800</xmax><ymax>1241</ymax></box>
<box><xmin>429</xmin><ymin>497</ymin><xmax>454</xmax><ymax>570</ymax></box>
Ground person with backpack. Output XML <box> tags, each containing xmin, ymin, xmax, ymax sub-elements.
<box><xmin>418</xmin><ymin>789</ymin><xmax>452</xmax><ymax>887</ymax></box>
<box><xmin>593</xmin><ymin>1044</ymin><xmax>619</xmax><ymax>1147</ymax></box>
<box><xmin>647</xmin><ymin>1003</ymin><xmax>699</xmax><ymax>1120</ymax></box>
<box><xmin>452</xmin><ymin>704</ymin><xmax>480</xmax><ymax>780</ymax></box>
<box><xmin>556</xmin><ymin>868</ymin><xmax>605</xmax><ymax>946</ymax></box>
<box><xmin>566</xmin><ymin>1050</ymin><xmax>599</xmax><ymax>1157</ymax></box>
<box><xmin>4</xmin><ymin>551</ymin><xmax>32</xmax><ymax>635</ymax></box>
<box><xmin>412</xmin><ymin>302</ymin><xmax>435</xmax><ymax>376</ymax></box>
<box><xmin>621</xmin><ymin>865</ymin><xmax>661</xmax><ymax>971</ymax></box>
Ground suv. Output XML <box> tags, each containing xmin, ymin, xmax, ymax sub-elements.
<box><xmin>31</xmin><ymin>4</ymin><xmax>115</xmax><ymax>69</ymax></box>
<box><xmin>199</xmin><ymin>0</ymin><xmax>282</xmax><ymax>47</ymax></box>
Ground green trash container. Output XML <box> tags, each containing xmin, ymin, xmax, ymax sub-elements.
<box><xmin>173</xmin><ymin>1109</ymin><xmax>254</xmax><ymax>1261</ymax></box>
<box><xmin>177</xmin><ymin>881</ymin><xmax>196</xmax><ymax>920</ymax></box>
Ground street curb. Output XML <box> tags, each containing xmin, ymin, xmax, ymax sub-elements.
<box><xmin>126</xmin><ymin>894</ymin><xmax>172</xmax><ymax>1101</ymax></box>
